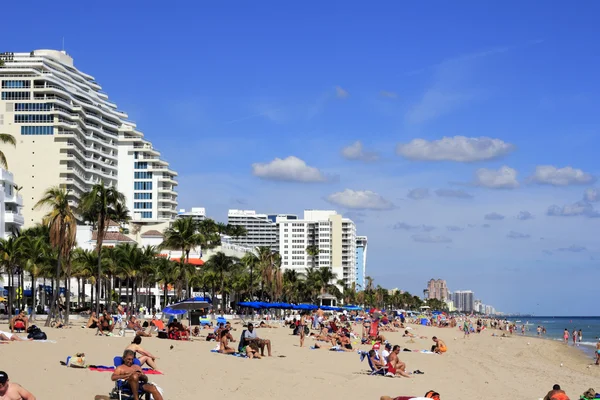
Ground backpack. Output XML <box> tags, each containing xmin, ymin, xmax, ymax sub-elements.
<box><xmin>26</xmin><ymin>325</ymin><xmax>47</xmax><ymax>340</ymax></box>
<box><xmin>66</xmin><ymin>353</ymin><xmax>87</xmax><ymax>368</ymax></box>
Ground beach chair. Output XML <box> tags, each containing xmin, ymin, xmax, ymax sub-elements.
<box><xmin>360</xmin><ymin>352</ymin><xmax>388</xmax><ymax>376</ymax></box>
<box><xmin>110</xmin><ymin>356</ymin><xmax>151</xmax><ymax>400</ymax></box>
<box><xmin>237</xmin><ymin>329</ymin><xmax>247</xmax><ymax>353</ymax></box>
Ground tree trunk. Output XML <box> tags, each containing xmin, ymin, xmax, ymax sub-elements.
<box><xmin>30</xmin><ymin>273</ymin><xmax>37</xmax><ymax>321</ymax></box>
<box><xmin>95</xmin><ymin>214</ymin><xmax>106</xmax><ymax>315</ymax></box>
<box><xmin>46</xmin><ymin>234</ymin><xmax>64</xmax><ymax>327</ymax></box>
<box><xmin>7</xmin><ymin>266</ymin><xmax>13</xmax><ymax>321</ymax></box>
<box><xmin>64</xmin><ymin>276</ymin><xmax>70</xmax><ymax>327</ymax></box>
<box><xmin>163</xmin><ymin>283</ymin><xmax>167</xmax><ymax>309</ymax></box>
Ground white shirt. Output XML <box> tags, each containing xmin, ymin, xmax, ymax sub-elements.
<box><xmin>381</xmin><ymin>349</ymin><xmax>390</xmax><ymax>364</ymax></box>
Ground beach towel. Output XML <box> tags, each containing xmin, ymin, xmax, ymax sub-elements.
<box><xmin>88</xmin><ymin>366</ymin><xmax>163</xmax><ymax>374</ymax></box>
<box><xmin>210</xmin><ymin>349</ymin><xmax>246</xmax><ymax>357</ymax></box>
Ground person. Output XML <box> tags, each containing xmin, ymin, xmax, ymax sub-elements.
<box><xmin>543</xmin><ymin>384</ymin><xmax>569</xmax><ymax>400</ymax></box>
<box><xmin>86</xmin><ymin>311</ymin><xmax>99</xmax><ymax>329</ymax></box>
<box><xmin>463</xmin><ymin>320</ymin><xmax>470</xmax><ymax>339</ymax></box>
<box><xmin>563</xmin><ymin>329</ymin><xmax>569</xmax><ymax>344</ymax></box>
<box><xmin>381</xmin><ymin>343</ymin><xmax>392</xmax><ymax>364</ymax></box>
<box><xmin>97</xmin><ymin>311</ymin><xmax>115</xmax><ymax>336</ymax></box>
<box><xmin>218</xmin><ymin>329</ymin><xmax>236</xmax><ymax>354</ymax></box>
<box><xmin>10</xmin><ymin>311</ymin><xmax>29</xmax><ymax>333</ymax></box>
<box><xmin>0</xmin><ymin>371</ymin><xmax>36</xmax><ymax>399</ymax></box>
<box><xmin>431</xmin><ymin>336</ymin><xmax>447</xmax><ymax>354</ymax></box>
<box><xmin>242</xmin><ymin>323</ymin><xmax>272</xmax><ymax>356</ymax></box>
<box><xmin>299</xmin><ymin>312</ymin><xmax>307</xmax><ymax>348</ymax></box>
<box><xmin>126</xmin><ymin>336</ymin><xmax>158</xmax><ymax>370</ymax></box>
<box><xmin>244</xmin><ymin>342</ymin><xmax>262</xmax><ymax>359</ymax></box>
<box><xmin>572</xmin><ymin>329</ymin><xmax>577</xmax><ymax>346</ymax></box>
<box><xmin>596</xmin><ymin>339</ymin><xmax>600</xmax><ymax>366</ymax></box>
<box><xmin>112</xmin><ymin>350</ymin><xmax>163</xmax><ymax>400</ymax></box>
<box><xmin>128</xmin><ymin>316</ymin><xmax>151</xmax><ymax>337</ymax></box>
<box><xmin>403</xmin><ymin>329</ymin><xmax>427</xmax><ymax>339</ymax></box>
<box><xmin>578</xmin><ymin>329</ymin><xmax>583</xmax><ymax>343</ymax></box>
<box><xmin>387</xmin><ymin>345</ymin><xmax>411</xmax><ymax>378</ymax></box>
<box><xmin>380</xmin><ymin>390</ymin><xmax>441</xmax><ymax>400</ymax></box>
<box><xmin>0</xmin><ymin>330</ymin><xmax>32</xmax><ymax>342</ymax></box>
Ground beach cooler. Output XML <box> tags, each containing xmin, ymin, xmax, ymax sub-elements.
<box><xmin>122</xmin><ymin>329</ymin><xmax>136</xmax><ymax>338</ymax></box>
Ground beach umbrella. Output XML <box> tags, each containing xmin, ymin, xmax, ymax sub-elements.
<box><xmin>169</xmin><ymin>296</ymin><xmax>212</xmax><ymax>311</ymax></box>
<box><xmin>162</xmin><ymin>307</ymin><xmax>186</xmax><ymax>315</ymax></box>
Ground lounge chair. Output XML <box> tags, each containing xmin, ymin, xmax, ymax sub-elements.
<box><xmin>359</xmin><ymin>352</ymin><xmax>388</xmax><ymax>376</ymax></box>
<box><xmin>110</xmin><ymin>356</ymin><xmax>151</xmax><ymax>400</ymax></box>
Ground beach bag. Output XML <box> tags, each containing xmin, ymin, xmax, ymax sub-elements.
<box><xmin>26</xmin><ymin>325</ymin><xmax>47</xmax><ymax>340</ymax></box>
<box><xmin>67</xmin><ymin>353</ymin><xmax>87</xmax><ymax>368</ymax></box>
<box><xmin>157</xmin><ymin>330</ymin><xmax>168</xmax><ymax>339</ymax></box>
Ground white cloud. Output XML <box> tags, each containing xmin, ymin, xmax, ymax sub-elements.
<box><xmin>507</xmin><ymin>231</ymin><xmax>531</xmax><ymax>239</ymax></box>
<box><xmin>530</xmin><ymin>165</ymin><xmax>595</xmax><ymax>186</ymax></box>
<box><xmin>252</xmin><ymin>156</ymin><xmax>328</xmax><ymax>182</ymax></box>
<box><xmin>474</xmin><ymin>166</ymin><xmax>519</xmax><ymax>189</ymax></box>
<box><xmin>557</xmin><ymin>245</ymin><xmax>587</xmax><ymax>253</ymax></box>
<box><xmin>547</xmin><ymin>202</ymin><xmax>600</xmax><ymax>218</ymax></box>
<box><xmin>341</xmin><ymin>141</ymin><xmax>379</xmax><ymax>162</ymax></box>
<box><xmin>484</xmin><ymin>212</ymin><xmax>505</xmax><ymax>221</ymax></box>
<box><xmin>584</xmin><ymin>188</ymin><xmax>599</xmax><ymax>202</ymax></box>
<box><xmin>516</xmin><ymin>211</ymin><xmax>534</xmax><ymax>221</ymax></box>
<box><xmin>407</xmin><ymin>188</ymin><xmax>430</xmax><ymax>200</ymax></box>
<box><xmin>435</xmin><ymin>188</ymin><xmax>474</xmax><ymax>199</ymax></box>
<box><xmin>396</xmin><ymin>136</ymin><xmax>515</xmax><ymax>162</ymax></box>
<box><xmin>393</xmin><ymin>222</ymin><xmax>435</xmax><ymax>232</ymax></box>
<box><xmin>336</xmin><ymin>86</ymin><xmax>349</xmax><ymax>99</ymax></box>
<box><xmin>411</xmin><ymin>233</ymin><xmax>452</xmax><ymax>243</ymax></box>
<box><xmin>326</xmin><ymin>189</ymin><xmax>393</xmax><ymax>210</ymax></box>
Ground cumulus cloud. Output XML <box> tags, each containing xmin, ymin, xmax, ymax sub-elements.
<box><xmin>380</xmin><ymin>90</ymin><xmax>398</xmax><ymax>98</ymax></box>
<box><xmin>435</xmin><ymin>189</ymin><xmax>474</xmax><ymax>199</ymax></box>
<box><xmin>393</xmin><ymin>222</ymin><xmax>435</xmax><ymax>232</ymax></box>
<box><xmin>474</xmin><ymin>166</ymin><xmax>519</xmax><ymax>189</ymax></box>
<box><xmin>407</xmin><ymin>188</ymin><xmax>430</xmax><ymax>200</ymax></box>
<box><xmin>411</xmin><ymin>233</ymin><xmax>452</xmax><ymax>243</ymax></box>
<box><xmin>326</xmin><ymin>189</ymin><xmax>394</xmax><ymax>210</ymax></box>
<box><xmin>547</xmin><ymin>202</ymin><xmax>600</xmax><ymax>218</ymax></box>
<box><xmin>340</xmin><ymin>141</ymin><xmax>379</xmax><ymax>162</ymax></box>
<box><xmin>557</xmin><ymin>245</ymin><xmax>587</xmax><ymax>253</ymax></box>
<box><xmin>446</xmin><ymin>225</ymin><xmax>464</xmax><ymax>232</ymax></box>
<box><xmin>252</xmin><ymin>156</ymin><xmax>328</xmax><ymax>182</ymax></box>
<box><xmin>484</xmin><ymin>212</ymin><xmax>505</xmax><ymax>221</ymax></box>
<box><xmin>336</xmin><ymin>86</ymin><xmax>349</xmax><ymax>99</ymax></box>
<box><xmin>396</xmin><ymin>136</ymin><xmax>515</xmax><ymax>162</ymax></box>
<box><xmin>530</xmin><ymin>165</ymin><xmax>595</xmax><ymax>186</ymax></box>
<box><xmin>516</xmin><ymin>211</ymin><xmax>534</xmax><ymax>220</ymax></box>
<box><xmin>584</xmin><ymin>188</ymin><xmax>599</xmax><ymax>202</ymax></box>
<box><xmin>507</xmin><ymin>231</ymin><xmax>531</xmax><ymax>239</ymax></box>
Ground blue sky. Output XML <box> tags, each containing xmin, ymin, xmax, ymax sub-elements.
<box><xmin>5</xmin><ymin>1</ymin><xmax>600</xmax><ymax>315</ymax></box>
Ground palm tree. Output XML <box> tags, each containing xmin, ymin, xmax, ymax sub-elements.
<box><xmin>0</xmin><ymin>236</ymin><xmax>23</xmax><ymax>321</ymax></box>
<box><xmin>79</xmin><ymin>182</ymin><xmax>127</xmax><ymax>315</ymax></box>
<box><xmin>305</xmin><ymin>245</ymin><xmax>320</xmax><ymax>269</ymax></box>
<box><xmin>206</xmin><ymin>252</ymin><xmax>238</xmax><ymax>312</ymax></box>
<box><xmin>34</xmin><ymin>186</ymin><xmax>76</xmax><ymax>326</ymax></box>
<box><xmin>155</xmin><ymin>257</ymin><xmax>178</xmax><ymax>308</ymax></box>
<box><xmin>240</xmin><ymin>253</ymin><xmax>258</xmax><ymax>300</ymax></box>
<box><xmin>0</xmin><ymin>133</ymin><xmax>16</xmax><ymax>169</ymax></box>
<box><xmin>20</xmin><ymin>233</ymin><xmax>50</xmax><ymax>320</ymax></box>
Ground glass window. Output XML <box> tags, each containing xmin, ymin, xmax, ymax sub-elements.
<box><xmin>134</xmin><ymin>181</ymin><xmax>153</xmax><ymax>190</ymax></box>
<box><xmin>20</xmin><ymin>126</ymin><xmax>54</xmax><ymax>135</ymax></box>
<box><xmin>2</xmin><ymin>80</ymin><xmax>31</xmax><ymax>89</ymax></box>
<box><xmin>141</xmin><ymin>211</ymin><xmax>153</xmax><ymax>218</ymax></box>
<box><xmin>15</xmin><ymin>114</ymin><xmax>54</xmax><ymax>123</ymax></box>
<box><xmin>134</xmin><ymin>202</ymin><xmax>153</xmax><ymax>209</ymax></box>
<box><xmin>134</xmin><ymin>192</ymin><xmax>152</xmax><ymax>200</ymax></box>
<box><xmin>2</xmin><ymin>91</ymin><xmax>30</xmax><ymax>100</ymax></box>
<box><xmin>15</xmin><ymin>103</ymin><xmax>52</xmax><ymax>111</ymax></box>
<box><xmin>134</xmin><ymin>162</ymin><xmax>148</xmax><ymax>170</ymax></box>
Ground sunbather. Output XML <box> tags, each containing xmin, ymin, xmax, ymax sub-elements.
<box><xmin>368</xmin><ymin>350</ymin><xmax>386</xmax><ymax>369</ymax></box>
<box><xmin>381</xmin><ymin>390</ymin><xmax>440</xmax><ymax>400</ymax></box>
<box><xmin>387</xmin><ymin>345</ymin><xmax>411</xmax><ymax>378</ymax></box>
<box><xmin>127</xmin><ymin>316</ymin><xmax>151</xmax><ymax>337</ymax></box>
<box><xmin>259</xmin><ymin>321</ymin><xmax>276</xmax><ymax>328</ymax></box>
<box><xmin>431</xmin><ymin>337</ymin><xmax>447</xmax><ymax>354</ymax></box>
<box><xmin>404</xmin><ymin>330</ymin><xmax>427</xmax><ymax>339</ymax></box>
<box><xmin>245</xmin><ymin>342</ymin><xmax>261</xmax><ymax>359</ymax></box>
<box><xmin>242</xmin><ymin>323</ymin><xmax>272</xmax><ymax>356</ymax></box>
<box><xmin>0</xmin><ymin>371</ymin><xmax>36</xmax><ymax>399</ymax></box>
<box><xmin>97</xmin><ymin>311</ymin><xmax>115</xmax><ymax>336</ymax></box>
<box><xmin>111</xmin><ymin>350</ymin><xmax>163</xmax><ymax>400</ymax></box>
<box><xmin>218</xmin><ymin>329</ymin><xmax>236</xmax><ymax>354</ymax></box>
<box><xmin>86</xmin><ymin>312</ymin><xmax>99</xmax><ymax>329</ymax></box>
<box><xmin>0</xmin><ymin>330</ymin><xmax>32</xmax><ymax>341</ymax></box>
<box><xmin>10</xmin><ymin>311</ymin><xmax>28</xmax><ymax>333</ymax></box>
<box><xmin>125</xmin><ymin>336</ymin><xmax>158</xmax><ymax>370</ymax></box>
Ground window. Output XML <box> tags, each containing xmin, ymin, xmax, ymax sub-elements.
<box><xmin>15</xmin><ymin>114</ymin><xmax>54</xmax><ymax>123</ymax></box>
<box><xmin>134</xmin><ymin>202</ymin><xmax>152</xmax><ymax>209</ymax></box>
<box><xmin>2</xmin><ymin>80</ymin><xmax>30</xmax><ymax>89</ymax></box>
<box><xmin>21</xmin><ymin>126</ymin><xmax>54</xmax><ymax>135</ymax></box>
<box><xmin>134</xmin><ymin>192</ymin><xmax>152</xmax><ymax>200</ymax></box>
<box><xmin>134</xmin><ymin>162</ymin><xmax>148</xmax><ymax>170</ymax></box>
<box><xmin>15</xmin><ymin>103</ymin><xmax>52</xmax><ymax>111</ymax></box>
<box><xmin>134</xmin><ymin>181</ymin><xmax>152</xmax><ymax>190</ymax></box>
<box><xmin>2</xmin><ymin>91</ymin><xmax>30</xmax><ymax>100</ymax></box>
<box><xmin>134</xmin><ymin>171</ymin><xmax>153</xmax><ymax>179</ymax></box>
<box><xmin>141</xmin><ymin>211</ymin><xmax>153</xmax><ymax>218</ymax></box>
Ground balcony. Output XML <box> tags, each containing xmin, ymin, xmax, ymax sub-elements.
<box><xmin>4</xmin><ymin>192</ymin><xmax>23</xmax><ymax>206</ymax></box>
<box><xmin>5</xmin><ymin>211</ymin><xmax>25</xmax><ymax>226</ymax></box>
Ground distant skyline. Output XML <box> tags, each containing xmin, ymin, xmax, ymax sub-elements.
<box><xmin>3</xmin><ymin>1</ymin><xmax>599</xmax><ymax>315</ymax></box>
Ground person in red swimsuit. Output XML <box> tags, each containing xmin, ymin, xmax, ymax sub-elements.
<box><xmin>10</xmin><ymin>311</ymin><xmax>28</xmax><ymax>333</ymax></box>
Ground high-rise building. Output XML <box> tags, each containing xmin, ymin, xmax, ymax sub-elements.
<box><xmin>0</xmin><ymin>50</ymin><xmax>177</xmax><ymax>228</ymax></box>
<box><xmin>227</xmin><ymin>209</ymin><xmax>297</xmax><ymax>251</ymax></box>
<box><xmin>355</xmin><ymin>236</ymin><xmax>368</xmax><ymax>290</ymax></box>
<box><xmin>452</xmin><ymin>290</ymin><xmax>474</xmax><ymax>313</ymax></box>
<box><xmin>427</xmin><ymin>279</ymin><xmax>449</xmax><ymax>301</ymax></box>
<box><xmin>278</xmin><ymin>210</ymin><xmax>357</xmax><ymax>287</ymax></box>
<box><xmin>177</xmin><ymin>207</ymin><xmax>206</xmax><ymax>222</ymax></box>
<box><xmin>0</xmin><ymin>168</ymin><xmax>24</xmax><ymax>238</ymax></box>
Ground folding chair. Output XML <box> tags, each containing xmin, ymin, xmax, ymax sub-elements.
<box><xmin>110</xmin><ymin>356</ymin><xmax>151</xmax><ymax>400</ymax></box>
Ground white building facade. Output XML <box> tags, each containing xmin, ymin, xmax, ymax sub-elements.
<box><xmin>227</xmin><ymin>209</ymin><xmax>297</xmax><ymax>251</ymax></box>
<box><xmin>0</xmin><ymin>50</ymin><xmax>177</xmax><ymax>229</ymax></box>
<box><xmin>177</xmin><ymin>207</ymin><xmax>206</xmax><ymax>222</ymax></box>
<box><xmin>0</xmin><ymin>168</ymin><xmax>24</xmax><ymax>238</ymax></box>
<box><xmin>355</xmin><ymin>236</ymin><xmax>367</xmax><ymax>290</ymax></box>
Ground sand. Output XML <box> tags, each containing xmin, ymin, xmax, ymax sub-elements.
<box><xmin>1</xmin><ymin>318</ymin><xmax>599</xmax><ymax>399</ymax></box>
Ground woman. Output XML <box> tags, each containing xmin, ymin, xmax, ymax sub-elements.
<box><xmin>299</xmin><ymin>312</ymin><xmax>307</xmax><ymax>348</ymax></box>
<box><xmin>219</xmin><ymin>329</ymin><xmax>236</xmax><ymax>354</ymax></box>
<box><xmin>125</xmin><ymin>336</ymin><xmax>158</xmax><ymax>370</ymax></box>
<box><xmin>572</xmin><ymin>329</ymin><xmax>578</xmax><ymax>346</ymax></box>
<box><xmin>86</xmin><ymin>312</ymin><xmax>99</xmax><ymax>329</ymax></box>
<box><xmin>245</xmin><ymin>342</ymin><xmax>261</xmax><ymax>359</ymax></box>
<box><xmin>563</xmin><ymin>329</ymin><xmax>569</xmax><ymax>344</ymax></box>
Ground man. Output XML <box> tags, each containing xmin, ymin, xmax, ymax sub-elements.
<box><xmin>543</xmin><ymin>384</ymin><xmax>569</xmax><ymax>400</ymax></box>
<box><xmin>243</xmin><ymin>323</ymin><xmax>272</xmax><ymax>356</ymax></box>
<box><xmin>0</xmin><ymin>371</ymin><xmax>36</xmax><ymax>399</ymax></box>
<box><xmin>381</xmin><ymin>343</ymin><xmax>392</xmax><ymax>364</ymax></box>
<box><xmin>387</xmin><ymin>345</ymin><xmax>411</xmax><ymax>378</ymax></box>
<box><xmin>97</xmin><ymin>311</ymin><xmax>115</xmax><ymax>336</ymax></box>
<box><xmin>127</xmin><ymin>316</ymin><xmax>151</xmax><ymax>337</ymax></box>
<box><xmin>112</xmin><ymin>350</ymin><xmax>163</xmax><ymax>400</ymax></box>
<box><xmin>596</xmin><ymin>339</ymin><xmax>600</xmax><ymax>365</ymax></box>
<box><xmin>10</xmin><ymin>311</ymin><xmax>28</xmax><ymax>333</ymax></box>
<box><xmin>431</xmin><ymin>337</ymin><xmax>447</xmax><ymax>354</ymax></box>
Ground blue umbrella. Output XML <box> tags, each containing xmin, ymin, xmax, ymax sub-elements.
<box><xmin>162</xmin><ymin>307</ymin><xmax>186</xmax><ymax>315</ymax></box>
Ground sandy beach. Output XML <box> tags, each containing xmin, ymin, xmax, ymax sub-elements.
<box><xmin>1</xmin><ymin>318</ymin><xmax>599</xmax><ymax>399</ymax></box>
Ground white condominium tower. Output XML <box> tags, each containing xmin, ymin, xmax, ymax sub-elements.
<box><xmin>0</xmin><ymin>50</ymin><xmax>177</xmax><ymax>228</ymax></box>
<box><xmin>278</xmin><ymin>210</ymin><xmax>357</xmax><ymax>286</ymax></box>
<box><xmin>227</xmin><ymin>209</ymin><xmax>297</xmax><ymax>251</ymax></box>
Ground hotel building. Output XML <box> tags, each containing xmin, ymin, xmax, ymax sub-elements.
<box><xmin>0</xmin><ymin>168</ymin><xmax>24</xmax><ymax>238</ymax></box>
<box><xmin>355</xmin><ymin>236</ymin><xmax>368</xmax><ymax>290</ymax></box>
<box><xmin>426</xmin><ymin>279</ymin><xmax>449</xmax><ymax>301</ymax></box>
<box><xmin>452</xmin><ymin>290</ymin><xmax>475</xmax><ymax>313</ymax></box>
<box><xmin>0</xmin><ymin>50</ymin><xmax>177</xmax><ymax>229</ymax></box>
<box><xmin>227</xmin><ymin>209</ymin><xmax>297</xmax><ymax>251</ymax></box>
<box><xmin>177</xmin><ymin>207</ymin><xmax>207</xmax><ymax>222</ymax></box>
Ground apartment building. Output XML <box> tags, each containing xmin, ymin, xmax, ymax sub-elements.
<box><xmin>278</xmin><ymin>210</ymin><xmax>357</xmax><ymax>286</ymax></box>
<box><xmin>227</xmin><ymin>209</ymin><xmax>297</xmax><ymax>251</ymax></box>
<box><xmin>0</xmin><ymin>50</ymin><xmax>177</xmax><ymax>228</ymax></box>
<box><xmin>177</xmin><ymin>207</ymin><xmax>207</xmax><ymax>222</ymax></box>
<box><xmin>427</xmin><ymin>279</ymin><xmax>449</xmax><ymax>301</ymax></box>
<box><xmin>0</xmin><ymin>168</ymin><xmax>24</xmax><ymax>238</ymax></box>
<box><xmin>452</xmin><ymin>290</ymin><xmax>475</xmax><ymax>313</ymax></box>
<box><xmin>355</xmin><ymin>236</ymin><xmax>368</xmax><ymax>290</ymax></box>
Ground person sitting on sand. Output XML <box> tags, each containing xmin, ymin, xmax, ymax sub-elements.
<box><xmin>244</xmin><ymin>342</ymin><xmax>262</xmax><ymax>359</ymax></box>
<box><xmin>218</xmin><ymin>329</ymin><xmax>236</xmax><ymax>354</ymax></box>
<box><xmin>86</xmin><ymin>312</ymin><xmax>99</xmax><ymax>329</ymax></box>
<box><xmin>387</xmin><ymin>345</ymin><xmax>411</xmax><ymax>378</ymax></box>
<box><xmin>167</xmin><ymin>319</ymin><xmax>188</xmax><ymax>340</ymax></box>
<box><xmin>242</xmin><ymin>323</ymin><xmax>272</xmax><ymax>357</ymax></box>
<box><xmin>97</xmin><ymin>311</ymin><xmax>115</xmax><ymax>336</ymax></box>
<box><xmin>10</xmin><ymin>311</ymin><xmax>29</xmax><ymax>333</ymax></box>
<box><xmin>336</xmin><ymin>332</ymin><xmax>354</xmax><ymax>351</ymax></box>
<box><xmin>128</xmin><ymin>316</ymin><xmax>151</xmax><ymax>337</ymax></box>
<box><xmin>0</xmin><ymin>371</ymin><xmax>36</xmax><ymax>399</ymax></box>
<box><xmin>126</xmin><ymin>336</ymin><xmax>158</xmax><ymax>370</ymax></box>
<box><xmin>0</xmin><ymin>330</ymin><xmax>32</xmax><ymax>341</ymax></box>
<box><xmin>431</xmin><ymin>337</ymin><xmax>447</xmax><ymax>354</ymax></box>
<box><xmin>543</xmin><ymin>384</ymin><xmax>569</xmax><ymax>400</ymax></box>
<box><xmin>111</xmin><ymin>350</ymin><xmax>164</xmax><ymax>400</ymax></box>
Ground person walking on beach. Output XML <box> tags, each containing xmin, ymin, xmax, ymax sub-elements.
<box><xmin>572</xmin><ymin>329</ymin><xmax>578</xmax><ymax>346</ymax></box>
<box><xmin>299</xmin><ymin>312</ymin><xmax>307</xmax><ymax>348</ymax></box>
<box><xmin>578</xmin><ymin>329</ymin><xmax>582</xmax><ymax>344</ymax></box>
<box><xmin>563</xmin><ymin>329</ymin><xmax>569</xmax><ymax>344</ymax></box>
<box><xmin>595</xmin><ymin>339</ymin><xmax>600</xmax><ymax>365</ymax></box>
<box><xmin>463</xmin><ymin>321</ymin><xmax>470</xmax><ymax>339</ymax></box>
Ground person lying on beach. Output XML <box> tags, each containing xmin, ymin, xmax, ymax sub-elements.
<box><xmin>0</xmin><ymin>330</ymin><xmax>32</xmax><ymax>341</ymax></box>
<box><xmin>86</xmin><ymin>312</ymin><xmax>99</xmax><ymax>329</ymax></box>
<box><xmin>380</xmin><ymin>390</ymin><xmax>441</xmax><ymax>400</ymax></box>
<box><xmin>97</xmin><ymin>311</ymin><xmax>115</xmax><ymax>336</ymax></box>
<box><xmin>243</xmin><ymin>323</ymin><xmax>272</xmax><ymax>356</ymax></box>
<box><xmin>387</xmin><ymin>345</ymin><xmax>411</xmax><ymax>378</ymax></box>
<box><xmin>543</xmin><ymin>384</ymin><xmax>569</xmax><ymax>400</ymax></box>
<box><xmin>218</xmin><ymin>329</ymin><xmax>236</xmax><ymax>354</ymax></box>
<box><xmin>10</xmin><ymin>311</ymin><xmax>29</xmax><ymax>333</ymax></box>
<box><xmin>126</xmin><ymin>336</ymin><xmax>158</xmax><ymax>370</ymax></box>
<box><xmin>128</xmin><ymin>316</ymin><xmax>151</xmax><ymax>337</ymax></box>
<box><xmin>111</xmin><ymin>350</ymin><xmax>163</xmax><ymax>400</ymax></box>
<box><xmin>431</xmin><ymin>337</ymin><xmax>447</xmax><ymax>354</ymax></box>
<box><xmin>259</xmin><ymin>321</ymin><xmax>277</xmax><ymax>328</ymax></box>
<box><xmin>0</xmin><ymin>370</ymin><xmax>36</xmax><ymax>400</ymax></box>
<box><xmin>403</xmin><ymin>330</ymin><xmax>427</xmax><ymax>339</ymax></box>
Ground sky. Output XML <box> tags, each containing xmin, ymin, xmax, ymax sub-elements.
<box><xmin>4</xmin><ymin>1</ymin><xmax>600</xmax><ymax>315</ymax></box>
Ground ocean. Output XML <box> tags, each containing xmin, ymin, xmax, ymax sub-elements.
<box><xmin>506</xmin><ymin>316</ymin><xmax>600</xmax><ymax>359</ymax></box>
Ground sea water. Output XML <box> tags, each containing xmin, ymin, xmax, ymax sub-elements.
<box><xmin>506</xmin><ymin>316</ymin><xmax>600</xmax><ymax>359</ymax></box>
